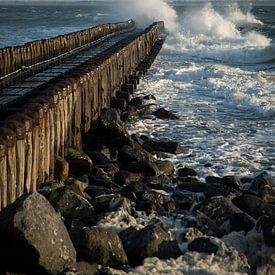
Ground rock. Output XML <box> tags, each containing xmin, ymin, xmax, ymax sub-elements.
<box><xmin>128</xmin><ymin>96</ymin><xmax>143</xmax><ymax>106</ymax></box>
<box><xmin>176</xmin><ymin>177</ymin><xmax>205</xmax><ymax>193</ymax></box>
<box><xmin>222</xmin><ymin>175</ymin><xmax>242</xmax><ymax>190</ymax></box>
<box><xmin>92</xmin><ymin>194</ymin><xmax>119</xmax><ymax>214</ymax></box>
<box><xmin>122</xmin><ymin>160</ymin><xmax>160</xmax><ymax>177</ymax></box>
<box><xmin>146</xmin><ymin>175</ymin><xmax>173</xmax><ymax>192</ymax></box>
<box><xmin>84</xmin><ymin>185</ymin><xmax>113</xmax><ymax>198</ymax></box>
<box><xmin>183</xmin><ymin>211</ymin><xmax>220</xmax><ymax>236</ymax></box>
<box><xmin>114</xmin><ymin>170</ymin><xmax>142</xmax><ymax>186</ymax></box>
<box><xmin>55</xmin><ymin>156</ymin><xmax>69</xmax><ymax>182</ymax></box>
<box><xmin>257</xmin><ymin>264</ymin><xmax>275</xmax><ymax>275</ymax></box>
<box><xmin>64</xmin><ymin>178</ymin><xmax>89</xmax><ymax>198</ymax></box>
<box><xmin>155</xmin><ymin>160</ymin><xmax>175</xmax><ymax>176</ymax></box>
<box><xmin>90</xmin><ymin>176</ymin><xmax>118</xmax><ymax>189</ymax></box>
<box><xmin>110</xmin><ymin>97</ymin><xmax>127</xmax><ymax>110</ymax></box>
<box><xmin>177</xmin><ymin>167</ymin><xmax>197</xmax><ymax>177</ymax></box>
<box><xmin>85</xmin><ymin>151</ymin><xmax>111</xmax><ymax>166</ymax></box>
<box><xmin>251</xmin><ymin>171</ymin><xmax>275</xmax><ymax>193</ymax></box>
<box><xmin>109</xmin><ymin>196</ymin><xmax>132</xmax><ymax>213</ymax></box>
<box><xmin>49</xmin><ymin>190</ymin><xmax>98</xmax><ymax>228</ymax></box>
<box><xmin>194</xmin><ymin>196</ymin><xmax>242</xmax><ymax>226</ymax></box>
<box><xmin>256</xmin><ymin>216</ymin><xmax>275</xmax><ymax>246</ymax></box>
<box><xmin>63</xmin><ymin>262</ymin><xmax>98</xmax><ymax>275</ymax></box>
<box><xmin>152</xmin><ymin>108</ymin><xmax>179</xmax><ymax>120</ymax></box>
<box><xmin>66</xmin><ymin>147</ymin><xmax>93</xmax><ymax>176</ymax></box>
<box><xmin>70</xmin><ymin>227</ymin><xmax>128</xmax><ymax>267</ymax></box>
<box><xmin>229</xmin><ymin>213</ymin><xmax>255</xmax><ymax>234</ymax></box>
<box><xmin>0</xmin><ymin>192</ymin><xmax>76</xmax><ymax>274</ymax></box>
<box><xmin>205</xmin><ymin>176</ymin><xmax>222</xmax><ymax>186</ymax></box>
<box><xmin>119</xmin><ymin>222</ymin><xmax>178</xmax><ymax>265</ymax></box>
<box><xmin>92</xmin><ymin>164</ymin><xmax>119</xmax><ymax>179</ymax></box>
<box><xmin>144</xmin><ymin>94</ymin><xmax>156</xmax><ymax>100</ymax></box>
<box><xmin>203</xmin><ymin>185</ymin><xmax>232</xmax><ymax>198</ymax></box>
<box><xmin>122</xmin><ymin>105</ymin><xmax>152</xmax><ymax>121</ymax></box>
<box><xmin>172</xmin><ymin>190</ymin><xmax>197</xmax><ymax>210</ymax></box>
<box><xmin>143</xmin><ymin>138</ymin><xmax>183</xmax><ymax>154</ymax></box>
<box><xmin>179</xmin><ymin>228</ymin><xmax>204</xmax><ymax>243</ymax></box>
<box><xmin>97</xmin><ymin>109</ymin><xmax>133</xmax><ymax>148</ymax></box>
<box><xmin>232</xmin><ymin>194</ymin><xmax>263</xmax><ymax>216</ymax></box>
<box><xmin>188</xmin><ymin>237</ymin><xmax>219</xmax><ymax>254</ymax></box>
<box><xmin>118</xmin><ymin>145</ymin><xmax>143</xmax><ymax>164</ymax></box>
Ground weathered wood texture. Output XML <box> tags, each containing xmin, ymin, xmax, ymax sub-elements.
<box><xmin>0</xmin><ymin>21</ymin><xmax>165</xmax><ymax>209</ymax></box>
<box><xmin>0</xmin><ymin>20</ymin><xmax>135</xmax><ymax>78</ymax></box>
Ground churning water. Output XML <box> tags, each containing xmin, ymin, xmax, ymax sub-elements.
<box><xmin>0</xmin><ymin>1</ymin><xmax>274</xmax><ymax>178</ymax></box>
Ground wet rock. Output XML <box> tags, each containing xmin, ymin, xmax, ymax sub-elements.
<box><xmin>143</xmin><ymin>138</ymin><xmax>183</xmax><ymax>154</ymax></box>
<box><xmin>84</xmin><ymin>185</ymin><xmax>113</xmax><ymax>198</ymax></box>
<box><xmin>222</xmin><ymin>175</ymin><xmax>242</xmax><ymax>190</ymax></box>
<box><xmin>92</xmin><ymin>164</ymin><xmax>119</xmax><ymax>179</ymax></box>
<box><xmin>64</xmin><ymin>178</ymin><xmax>89</xmax><ymax>198</ymax></box>
<box><xmin>179</xmin><ymin>228</ymin><xmax>204</xmax><ymax>243</ymax></box>
<box><xmin>152</xmin><ymin>108</ymin><xmax>179</xmax><ymax>120</ymax></box>
<box><xmin>66</xmin><ymin>147</ymin><xmax>93</xmax><ymax>176</ymax></box>
<box><xmin>176</xmin><ymin>177</ymin><xmax>205</xmax><ymax>193</ymax></box>
<box><xmin>85</xmin><ymin>151</ymin><xmax>111</xmax><ymax>166</ymax></box>
<box><xmin>183</xmin><ymin>211</ymin><xmax>220</xmax><ymax>236</ymax></box>
<box><xmin>205</xmin><ymin>176</ymin><xmax>223</xmax><ymax>186</ymax></box>
<box><xmin>92</xmin><ymin>194</ymin><xmax>119</xmax><ymax>214</ymax></box>
<box><xmin>128</xmin><ymin>96</ymin><xmax>143</xmax><ymax>106</ymax></box>
<box><xmin>144</xmin><ymin>94</ymin><xmax>156</xmax><ymax>100</ymax></box>
<box><xmin>110</xmin><ymin>97</ymin><xmax>127</xmax><ymax>110</ymax></box>
<box><xmin>119</xmin><ymin>222</ymin><xmax>177</xmax><ymax>265</ymax></box>
<box><xmin>203</xmin><ymin>185</ymin><xmax>232</xmax><ymax>198</ymax></box>
<box><xmin>114</xmin><ymin>170</ymin><xmax>142</xmax><ymax>186</ymax></box>
<box><xmin>97</xmin><ymin>109</ymin><xmax>133</xmax><ymax>148</ymax></box>
<box><xmin>109</xmin><ymin>196</ymin><xmax>132</xmax><ymax>213</ymax></box>
<box><xmin>118</xmin><ymin>145</ymin><xmax>143</xmax><ymax>164</ymax></box>
<box><xmin>229</xmin><ymin>212</ymin><xmax>255</xmax><ymax>234</ymax></box>
<box><xmin>194</xmin><ymin>196</ymin><xmax>242</xmax><ymax>226</ymax></box>
<box><xmin>70</xmin><ymin>227</ymin><xmax>128</xmax><ymax>267</ymax></box>
<box><xmin>177</xmin><ymin>167</ymin><xmax>197</xmax><ymax>177</ymax></box>
<box><xmin>0</xmin><ymin>192</ymin><xmax>76</xmax><ymax>274</ymax></box>
<box><xmin>251</xmin><ymin>171</ymin><xmax>275</xmax><ymax>193</ymax></box>
<box><xmin>136</xmin><ymin>189</ymin><xmax>176</xmax><ymax>214</ymax></box>
<box><xmin>64</xmin><ymin>262</ymin><xmax>98</xmax><ymax>275</ymax></box>
<box><xmin>257</xmin><ymin>264</ymin><xmax>275</xmax><ymax>275</ymax></box>
<box><xmin>55</xmin><ymin>156</ymin><xmax>69</xmax><ymax>182</ymax></box>
<box><xmin>155</xmin><ymin>160</ymin><xmax>175</xmax><ymax>176</ymax></box>
<box><xmin>256</xmin><ymin>216</ymin><xmax>275</xmax><ymax>246</ymax></box>
<box><xmin>122</xmin><ymin>105</ymin><xmax>152</xmax><ymax>121</ymax></box>
<box><xmin>49</xmin><ymin>190</ymin><xmax>98</xmax><ymax>228</ymax></box>
<box><xmin>259</xmin><ymin>185</ymin><xmax>275</xmax><ymax>204</ymax></box>
<box><xmin>90</xmin><ymin>175</ymin><xmax>118</xmax><ymax>189</ymax></box>
<box><xmin>232</xmin><ymin>194</ymin><xmax>263</xmax><ymax>216</ymax></box>
<box><xmin>146</xmin><ymin>175</ymin><xmax>173</xmax><ymax>192</ymax></box>
<box><xmin>188</xmin><ymin>237</ymin><xmax>219</xmax><ymax>254</ymax></box>
<box><xmin>172</xmin><ymin>190</ymin><xmax>197</xmax><ymax>210</ymax></box>
<box><xmin>122</xmin><ymin>160</ymin><xmax>160</xmax><ymax>177</ymax></box>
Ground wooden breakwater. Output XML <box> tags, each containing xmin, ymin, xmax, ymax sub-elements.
<box><xmin>0</xmin><ymin>21</ymin><xmax>165</xmax><ymax>209</ymax></box>
<box><xmin>0</xmin><ymin>20</ymin><xmax>134</xmax><ymax>78</ymax></box>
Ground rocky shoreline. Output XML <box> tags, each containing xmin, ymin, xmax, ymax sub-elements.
<box><xmin>0</xmin><ymin>90</ymin><xmax>274</xmax><ymax>275</ymax></box>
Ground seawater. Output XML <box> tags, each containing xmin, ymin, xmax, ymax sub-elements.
<box><xmin>0</xmin><ymin>1</ymin><xmax>274</xmax><ymax>178</ymax></box>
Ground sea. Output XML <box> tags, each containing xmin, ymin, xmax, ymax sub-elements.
<box><xmin>0</xmin><ymin>0</ymin><xmax>274</xmax><ymax>179</ymax></box>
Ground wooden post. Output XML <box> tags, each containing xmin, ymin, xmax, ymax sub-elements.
<box><xmin>0</xmin><ymin>138</ymin><xmax>7</xmax><ymax>210</ymax></box>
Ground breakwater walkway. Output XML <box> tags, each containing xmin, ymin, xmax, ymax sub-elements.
<box><xmin>0</xmin><ymin>20</ymin><xmax>165</xmax><ymax>209</ymax></box>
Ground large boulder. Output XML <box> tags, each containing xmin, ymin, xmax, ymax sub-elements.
<box><xmin>70</xmin><ymin>227</ymin><xmax>128</xmax><ymax>267</ymax></box>
<box><xmin>97</xmin><ymin>109</ymin><xmax>133</xmax><ymax>148</ymax></box>
<box><xmin>152</xmin><ymin>108</ymin><xmax>179</xmax><ymax>120</ymax></box>
<box><xmin>119</xmin><ymin>222</ymin><xmax>181</xmax><ymax>265</ymax></box>
<box><xmin>0</xmin><ymin>192</ymin><xmax>76</xmax><ymax>274</ymax></box>
<box><xmin>142</xmin><ymin>138</ymin><xmax>183</xmax><ymax>154</ymax></box>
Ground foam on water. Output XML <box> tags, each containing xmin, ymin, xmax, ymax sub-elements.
<box><xmin>125</xmin><ymin>1</ymin><xmax>275</xmax><ymax>178</ymax></box>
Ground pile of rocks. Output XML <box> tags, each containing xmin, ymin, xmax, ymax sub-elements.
<box><xmin>0</xmin><ymin>96</ymin><xmax>274</xmax><ymax>275</ymax></box>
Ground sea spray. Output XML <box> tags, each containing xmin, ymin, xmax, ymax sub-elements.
<box><xmin>117</xmin><ymin>0</ymin><xmax>178</xmax><ymax>33</ymax></box>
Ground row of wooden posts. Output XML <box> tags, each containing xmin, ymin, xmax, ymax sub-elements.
<box><xmin>0</xmin><ymin>21</ymin><xmax>165</xmax><ymax>210</ymax></box>
<box><xmin>0</xmin><ymin>20</ymin><xmax>135</xmax><ymax>78</ymax></box>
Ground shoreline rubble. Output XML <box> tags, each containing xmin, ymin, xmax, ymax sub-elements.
<box><xmin>0</xmin><ymin>92</ymin><xmax>274</xmax><ymax>275</ymax></box>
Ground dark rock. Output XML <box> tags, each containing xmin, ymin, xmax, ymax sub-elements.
<box><xmin>118</xmin><ymin>145</ymin><xmax>143</xmax><ymax>164</ymax></box>
<box><xmin>122</xmin><ymin>105</ymin><xmax>152</xmax><ymax>121</ymax></box>
<box><xmin>143</xmin><ymin>138</ymin><xmax>183</xmax><ymax>154</ymax></box>
<box><xmin>122</xmin><ymin>160</ymin><xmax>160</xmax><ymax>177</ymax></box>
<box><xmin>222</xmin><ymin>175</ymin><xmax>242</xmax><ymax>190</ymax></box>
<box><xmin>54</xmin><ymin>156</ymin><xmax>69</xmax><ymax>182</ymax></box>
<box><xmin>110</xmin><ymin>97</ymin><xmax>127</xmax><ymax>110</ymax></box>
<box><xmin>154</xmin><ymin>240</ymin><xmax>182</xmax><ymax>260</ymax></box>
<box><xmin>84</xmin><ymin>185</ymin><xmax>113</xmax><ymax>198</ymax></box>
<box><xmin>114</xmin><ymin>170</ymin><xmax>142</xmax><ymax>186</ymax></box>
<box><xmin>66</xmin><ymin>262</ymin><xmax>98</xmax><ymax>275</ymax></box>
<box><xmin>64</xmin><ymin>178</ymin><xmax>89</xmax><ymax>198</ymax></box>
<box><xmin>144</xmin><ymin>94</ymin><xmax>156</xmax><ymax>100</ymax></box>
<box><xmin>128</xmin><ymin>97</ymin><xmax>143</xmax><ymax>107</ymax></box>
<box><xmin>176</xmin><ymin>177</ymin><xmax>205</xmax><ymax>193</ymax></box>
<box><xmin>97</xmin><ymin>109</ymin><xmax>133</xmax><ymax>148</ymax></box>
<box><xmin>188</xmin><ymin>237</ymin><xmax>218</xmax><ymax>254</ymax></box>
<box><xmin>109</xmin><ymin>196</ymin><xmax>132</xmax><ymax>213</ymax></box>
<box><xmin>194</xmin><ymin>196</ymin><xmax>242</xmax><ymax>226</ymax></box>
<box><xmin>90</xmin><ymin>176</ymin><xmax>119</xmax><ymax>189</ymax></box>
<box><xmin>172</xmin><ymin>190</ymin><xmax>196</xmax><ymax>210</ymax></box>
<box><xmin>251</xmin><ymin>171</ymin><xmax>275</xmax><ymax>193</ymax></box>
<box><xmin>70</xmin><ymin>227</ymin><xmax>127</xmax><ymax>267</ymax></box>
<box><xmin>146</xmin><ymin>175</ymin><xmax>173</xmax><ymax>192</ymax></box>
<box><xmin>92</xmin><ymin>194</ymin><xmax>119</xmax><ymax>213</ymax></box>
<box><xmin>205</xmin><ymin>176</ymin><xmax>222</xmax><ymax>186</ymax></box>
<box><xmin>229</xmin><ymin>213</ymin><xmax>255</xmax><ymax>234</ymax></box>
<box><xmin>152</xmin><ymin>108</ymin><xmax>179</xmax><ymax>120</ymax></box>
<box><xmin>49</xmin><ymin>190</ymin><xmax>98</xmax><ymax>228</ymax></box>
<box><xmin>66</xmin><ymin>148</ymin><xmax>93</xmax><ymax>176</ymax></box>
<box><xmin>119</xmin><ymin>222</ymin><xmax>176</xmax><ymax>265</ymax></box>
<box><xmin>260</xmin><ymin>185</ymin><xmax>275</xmax><ymax>204</ymax></box>
<box><xmin>183</xmin><ymin>211</ymin><xmax>220</xmax><ymax>236</ymax></box>
<box><xmin>177</xmin><ymin>167</ymin><xmax>197</xmax><ymax>177</ymax></box>
<box><xmin>0</xmin><ymin>192</ymin><xmax>76</xmax><ymax>274</ymax></box>
<box><xmin>256</xmin><ymin>216</ymin><xmax>275</xmax><ymax>246</ymax></box>
<box><xmin>92</xmin><ymin>164</ymin><xmax>119</xmax><ymax>179</ymax></box>
<box><xmin>204</xmin><ymin>163</ymin><xmax>213</xmax><ymax>168</ymax></box>
<box><xmin>232</xmin><ymin>194</ymin><xmax>263</xmax><ymax>215</ymax></box>
<box><xmin>85</xmin><ymin>151</ymin><xmax>111</xmax><ymax>166</ymax></box>
<box><xmin>203</xmin><ymin>185</ymin><xmax>232</xmax><ymax>198</ymax></box>
<box><xmin>155</xmin><ymin>160</ymin><xmax>175</xmax><ymax>176</ymax></box>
